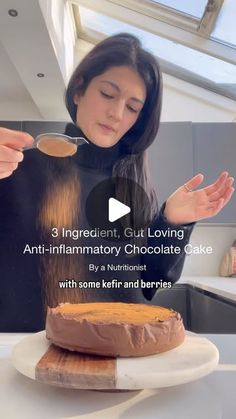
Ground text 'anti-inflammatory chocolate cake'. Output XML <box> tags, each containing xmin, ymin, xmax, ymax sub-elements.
<box><xmin>46</xmin><ymin>302</ymin><xmax>185</xmax><ymax>357</ymax></box>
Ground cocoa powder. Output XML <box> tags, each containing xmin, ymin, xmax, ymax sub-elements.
<box><xmin>52</xmin><ymin>302</ymin><xmax>177</xmax><ymax>324</ymax></box>
<box><xmin>37</xmin><ymin>136</ymin><xmax>77</xmax><ymax>157</ymax></box>
<box><xmin>38</xmin><ymin>160</ymin><xmax>84</xmax><ymax>308</ymax></box>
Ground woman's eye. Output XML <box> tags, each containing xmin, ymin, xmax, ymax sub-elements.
<box><xmin>100</xmin><ymin>91</ymin><xmax>114</xmax><ymax>99</ymax></box>
<box><xmin>127</xmin><ymin>105</ymin><xmax>139</xmax><ymax>114</ymax></box>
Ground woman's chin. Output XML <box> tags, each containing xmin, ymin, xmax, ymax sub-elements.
<box><xmin>89</xmin><ymin>136</ymin><xmax>120</xmax><ymax>148</ymax></box>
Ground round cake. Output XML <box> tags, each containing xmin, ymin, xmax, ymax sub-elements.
<box><xmin>46</xmin><ymin>302</ymin><xmax>185</xmax><ymax>357</ymax></box>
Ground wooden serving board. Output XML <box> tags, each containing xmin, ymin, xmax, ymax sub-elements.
<box><xmin>11</xmin><ymin>331</ymin><xmax>219</xmax><ymax>390</ymax></box>
<box><xmin>36</xmin><ymin>344</ymin><xmax>116</xmax><ymax>389</ymax></box>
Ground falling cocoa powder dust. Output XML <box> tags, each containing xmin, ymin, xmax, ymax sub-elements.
<box><xmin>37</xmin><ymin>159</ymin><xmax>85</xmax><ymax>311</ymax></box>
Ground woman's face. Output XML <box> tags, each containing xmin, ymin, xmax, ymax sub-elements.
<box><xmin>74</xmin><ymin>66</ymin><xmax>146</xmax><ymax>148</ymax></box>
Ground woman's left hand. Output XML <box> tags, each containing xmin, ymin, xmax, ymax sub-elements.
<box><xmin>164</xmin><ymin>171</ymin><xmax>234</xmax><ymax>225</ymax></box>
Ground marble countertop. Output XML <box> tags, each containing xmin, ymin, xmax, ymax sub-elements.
<box><xmin>179</xmin><ymin>276</ymin><xmax>236</xmax><ymax>301</ymax></box>
<box><xmin>0</xmin><ymin>333</ymin><xmax>236</xmax><ymax>419</ymax></box>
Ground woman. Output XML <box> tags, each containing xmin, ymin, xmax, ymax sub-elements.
<box><xmin>0</xmin><ymin>33</ymin><xmax>234</xmax><ymax>332</ymax></box>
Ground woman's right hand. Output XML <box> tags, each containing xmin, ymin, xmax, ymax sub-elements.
<box><xmin>0</xmin><ymin>127</ymin><xmax>34</xmax><ymax>179</ymax></box>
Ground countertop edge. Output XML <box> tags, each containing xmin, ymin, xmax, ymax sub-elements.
<box><xmin>179</xmin><ymin>276</ymin><xmax>236</xmax><ymax>302</ymax></box>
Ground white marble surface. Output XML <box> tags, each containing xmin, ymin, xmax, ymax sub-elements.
<box><xmin>1</xmin><ymin>333</ymin><xmax>236</xmax><ymax>418</ymax></box>
<box><xmin>116</xmin><ymin>335</ymin><xmax>218</xmax><ymax>389</ymax></box>
<box><xmin>11</xmin><ymin>331</ymin><xmax>219</xmax><ymax>390</ymax></box>
<box><xmin>179</xmin><ymin>276</ymin><xmax>236</xmax><ymax>301</ymax></box>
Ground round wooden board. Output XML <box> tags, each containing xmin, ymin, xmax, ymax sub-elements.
<box><xmin>11</xmin><ymin>331</ymin><xmax>219</xmax><ymax>390</ymax></box>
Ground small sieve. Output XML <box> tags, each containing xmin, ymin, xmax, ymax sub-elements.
<box><xmin>24</xmin><ymin>133</ymin><xmax>88</xmax><ymax>157</ymax></box>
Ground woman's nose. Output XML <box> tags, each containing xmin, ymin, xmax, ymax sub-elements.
<box><xmin>107</xmin><ymin>100</ymin><xmax>125</xmax><ymax>121</ymax></box>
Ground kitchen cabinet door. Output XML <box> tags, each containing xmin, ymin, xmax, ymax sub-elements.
<box><xmin>0</xmin><ymin>120</ymin><xmax>67</xmax><ymax>137</ymax></box>
<box><xmin>193</xmin><ymin>123</ymin><xmax>236</xmax><ymax>223</ymax></box>
<box><xmin>0</xmin><ymin>121</ymin><xmax>22</xmax><ymax>131</ymax></box>
<box><xmin>189</xmin><ymin>287</ymin><xmax>236</xmax><ymax>333</ymax></box>
<box><xmin>148</xmin><ymin>122</ymin><xmax>194</xmax><ymax>207</ymax></box>
<box><xmin>22</xmin><ymin>121</ymin><xmax>67</xmax><ymax>137</ymax></box>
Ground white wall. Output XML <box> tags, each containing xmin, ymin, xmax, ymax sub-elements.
<box><xmin>182</xmin><ymin>224</ymin><xmax>236</xmax><ymax>277</ymax></box>
<box><xmin>162</xmin><ymin>74</ymin><xmax>236</xmax><ymax>123</ymax></box>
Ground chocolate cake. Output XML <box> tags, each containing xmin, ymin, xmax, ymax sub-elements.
<box><xmin>46</xmin><ymin>302</ymin><xmax>185</xmax><ymax>357</ymax></box>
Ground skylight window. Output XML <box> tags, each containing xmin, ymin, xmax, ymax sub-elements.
<box><xmin>69</xmin><ymin>0</ymin><xmax>235</xmax><ymax>101</ymax></box>
<box><xmin>77</xmin><ymin>6</ymin><xmax>236</xmax><ymax>99</ymax></box>
<box><xmin>151</xmin><ymin>0</ymin><xmax>208</xmax><ymax>19</ymax></box>
<box><xmin>211</xmin><ymin>0</ymin><xmax>236</xmax><ymax>47</ymax></box>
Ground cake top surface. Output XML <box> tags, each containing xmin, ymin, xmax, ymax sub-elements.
<box><xmin>48</xmin><ymin>302</ymin><xmax>177</xmax><ymax>324</ymax></box>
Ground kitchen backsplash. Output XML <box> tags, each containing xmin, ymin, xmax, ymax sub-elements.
<box><xmin>182</xmin><ymin>224</ymin><xmax>236</xmax><ymax>276</ymax></box>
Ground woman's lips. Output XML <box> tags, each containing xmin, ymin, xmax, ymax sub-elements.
<box><xmin>98</xmin><ymin>123</ymin><xmax>116</xmax><ymax>133</ymax></box>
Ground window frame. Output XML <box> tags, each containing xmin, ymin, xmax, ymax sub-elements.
<box><xmin>69</xmin><ymin>0</ymin><xmax>235</xmax><ymax>65</ymax></box>
<box><xmin>68</xmin><ymin>0</ymin><xmax>236</xmax><ymax>102</ymax></box>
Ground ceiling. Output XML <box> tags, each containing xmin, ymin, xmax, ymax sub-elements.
<box><xmin>0</xmin><ymin>0</ymin><xmax>70</xmax><ymax>121</ymax></box>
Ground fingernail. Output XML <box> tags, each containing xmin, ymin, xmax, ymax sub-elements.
<box><xmin>228</xmin><ymin>177</ymin><xmax>234</xmax><ymax>185</ymax></box>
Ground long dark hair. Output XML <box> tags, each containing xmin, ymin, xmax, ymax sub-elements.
<box><xmin>65</xmin><ymin>33</ymin><xmax>163</xmax><ymax>225</ymax></box>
